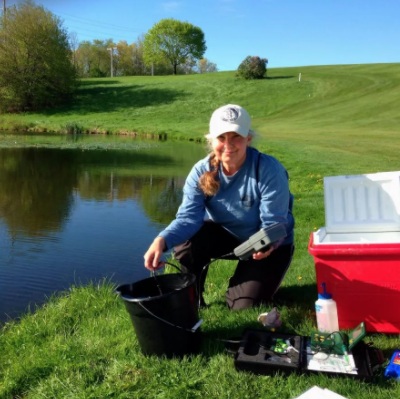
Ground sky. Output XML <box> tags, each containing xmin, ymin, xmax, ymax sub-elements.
<box><xmin>4</xmin><ymin>0</ymin><xmax>400</xmax><ymax>71</ymax></box>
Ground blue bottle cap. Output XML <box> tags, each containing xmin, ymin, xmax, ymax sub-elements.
<box><xmin>318</xmin><ymin>282</ymin><xmax>332</xmax><ymax>299</ymax></box>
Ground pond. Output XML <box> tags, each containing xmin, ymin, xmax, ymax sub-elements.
<box><xmin>0</xmin><ymin>134</ymin><xmax>207</xmax><ymax>323</ymax></box>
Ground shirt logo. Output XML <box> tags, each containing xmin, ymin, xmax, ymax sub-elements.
<box><xmin>221</xmin><ymin>107</ymin><xmax>239</xmax><ymax>122</ymax></box>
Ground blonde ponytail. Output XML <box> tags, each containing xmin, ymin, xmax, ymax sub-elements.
<box><xmin>199</xmin><ymin>152</ymin><xmax>220</xmax><ymax>196</ymax></box>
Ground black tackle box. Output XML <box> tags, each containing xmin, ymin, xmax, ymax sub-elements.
<box><xmin>233</xmin><ymin>329</ymin><xmax>384</xmax><ymax>381</ymax></box>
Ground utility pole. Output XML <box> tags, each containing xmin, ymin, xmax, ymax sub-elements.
<box><xmin>107</xmin><ymin>46</ymin><xmax>117</xmax><ymax>77</ymax></box>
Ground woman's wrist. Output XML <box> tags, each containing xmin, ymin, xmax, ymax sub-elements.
<box><xmin>155</xmin><ymin>236</ymin><xmax>166</xmax><ymax>251</ymax></box>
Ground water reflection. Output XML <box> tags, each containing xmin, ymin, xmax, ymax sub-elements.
<box><xmin>0</xmin><ymin>148</ymin><xmax>77</xmax><ymax>236</ymax></box>
<box><xmin>0</xmin><ymin>148</ymin><xmax>189</xmax><ymax>234</ymax></box>
<box><xmin>0</xmin><ymin>141</ymin><xmax>206</xmax><ymax>322</ymax></box>
<box><xmin>78</xmin><ymin>173</ymin><xmax>184</xmax><ymax>224</ymax></box>
<box><xmin>140</xmin><ymin>177</ymin><xmax>185</xmax><ymax>224</ymax></box>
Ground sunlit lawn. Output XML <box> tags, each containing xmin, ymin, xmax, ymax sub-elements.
<box><xmin>1</xmin><ymin>64</ymin><xmax>400</xmax><ymax>398</ymax></box>
<box><xmin>0</xmin><ymin>63</ymin><xmax>399</xmax><ymax>140</ymax></box>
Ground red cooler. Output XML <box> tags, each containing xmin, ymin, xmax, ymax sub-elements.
<box><xmin>308</xmin><ymin>171</ymin><xmax>400</xmax><ymax>333</ymax></box>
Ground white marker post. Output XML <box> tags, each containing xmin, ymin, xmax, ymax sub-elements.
<box><xmin>299</xmin><ymin>73</ymin><xmax>302</xmax><ymax>82</ymax></box>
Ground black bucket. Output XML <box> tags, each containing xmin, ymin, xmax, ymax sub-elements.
<box><xmin>116</xmin><ymin>272</ymin><xmax>202</xmax><ymax>358</ymax></box>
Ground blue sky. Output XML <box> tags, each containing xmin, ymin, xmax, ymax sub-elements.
<box><xmin>6</xmin><ymin>0</ymin><xmax>400</xmax><ymax>71</ymax></box>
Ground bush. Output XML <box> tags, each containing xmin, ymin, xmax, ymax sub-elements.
<box><xmin>0</xmin><ymin>1</ymin><xmax>77</xmax><ymax>113</ymax></box>
<box><xmin>89</xmin><ymin>67</ymin><xmax>107</xmax><ymax>78</ymax></box>
<box><xmin>236</xmin><ymin>56</ymin><xmax>268</xmax><ymax>80</ymax></box>
<box><xmin>61</xmin><ymin>121</ymin><xmax>84</xmax><ymax>134</ymax></box>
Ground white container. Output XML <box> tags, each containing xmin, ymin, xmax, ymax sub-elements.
<box><xmin>314</xmin><ymin>171</ymin><xmax>400</xmax><ymax>245</ymax></box>
<box><xmin>315</xmin><ymin>283</ymin><xmax>339</xmax><ymax>333</ymax></box>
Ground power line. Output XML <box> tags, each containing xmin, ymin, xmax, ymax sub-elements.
<box><xmin>70</xmin><ymin>31</ymin><xmax>116</xmax><ymax>41</ymax></box>
<box><xmin>60</xmin><ymin>15</ymin><xmax>145</xmax><ymax>34</ymax></box>
<box><xmin>61</xmin><ymin>18</ymin><xmax>143</xmax><ymax>34</ymax></box>
<box><xmin>71</xmin><ymin>33</ymin><xmax>129</xmax><ymax>42</ymax></box>
<box><xmin>66</xmin><ymin>24</ymin><xmax>137</xmax><ymax>39</ymax></box>
<box><xmin>53</xmin><ymin>10</ymin><xmax>145</xmax><ymax>34</ymax></box>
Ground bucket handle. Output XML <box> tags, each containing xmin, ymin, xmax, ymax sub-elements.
<box><xmin>148</xmin><ymin>262</ymin><xmax>182</xmax><ymax>276</ymax></box>
<box><xmin>137</xmin><ymin>301</ymin><xmax>203</xmax><ymax>333</ymax></box>
<box><xmin>150</xmin><ymin>262</ymin><xmax>182</xmax><ymax>295</ymax></box>
<box><xmin>144</xmin><ymin>261</ymin><xmax>202</xmax><ymax>333</ymax></box>
<box><xmin>163</xmin><ymin>261</ymin><xmax>182</xmax><ymax>273</ymax></box>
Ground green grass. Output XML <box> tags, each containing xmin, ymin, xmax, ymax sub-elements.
<box><xmin>1</xmin><ymin>268</ymin><xmax>399</xmax><ymax>398</ymax></box>
<box><xmin>1</xmin><ymin>63</ymin><xmax>399</xmax><ymax>139</ymax></box>
<box><xmin>1</xmin><ymin>64</ymin><xmax>400</xmax><ymax>398</ymax></box>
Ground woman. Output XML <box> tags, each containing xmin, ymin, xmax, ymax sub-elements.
<box><xmin>144</xmin><ymin>104</ymin><xmax>295</xmax><ymax>310</ymax></box>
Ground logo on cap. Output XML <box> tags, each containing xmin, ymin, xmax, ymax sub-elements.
<box><xmin>221</xmin><ymin>107</ymin><xmax>239</xmax><ymax>122</ymax></box>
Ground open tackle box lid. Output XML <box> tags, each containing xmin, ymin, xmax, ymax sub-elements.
<box><xmin>233</xmin><ymin>329</ymin><xmax>384</xmax><ymax>381</ymax></box>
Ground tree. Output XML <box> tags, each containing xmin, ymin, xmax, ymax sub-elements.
<box><xmin>116</xmin><ymin>40</ymin><xmax>135</xmax><ymax>76</ymax></box>
<box><xmin>90</xmin><ymin>39</ymin><xmax>114</xmax><ymax>77</ymax></box>
<box><xmin>143</xmin><ymin>18</ymin><xmax>206</xmax><ymax>75</ymax></box>
<box><xmin>118</xmin><ymin>35</ymin><xmax>149</xmax><ymax>76</ymax></box>
<box><xmin>179</xmin><ymin>56</ymin><xmax>197</xmax><ymax>75</ymax></box>
<box><xmin>236</xmin><ymin>56</ymin><xmax>268</xmax><ymax>80</ymax></box>
<box><xmin>0</xmin><ymin>1</ymin><xmax>77</xmax><ymax>112</ymax></box>
<box><xmin>74</xmin><ymin>37</ymin><xmax>148</xmax><ymax>78</ymax></box>
<box><xmin>132</xmin><ymin>35</ymin><xmax>147</xmax><ymax>75</ymax></box>
<box><xmin>197</xmin><ymin>58</ymin><xmax>218</xmax><ymax>74</ymax></box>
<box><xmin>69</xmin><ymin>31</ymin><xmax>80</xmax><ymax>69</ymax></box>
<box><xmin>75</xmin><ymin>40</ymin><xmax>94</xmax><ymax>77</ymax></box>
<box><xmin>74</xmin><ymin>38</ymin><xmax>114</xmax><ymax>78</ymax></box>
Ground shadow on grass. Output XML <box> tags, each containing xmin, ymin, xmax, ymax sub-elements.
<box><xmin>41</xmin><ymin>84</ymin><xmax>188</xmax><ymax>116</ymax></box>
<box><xmin>274</xmin><ymin>284</ymin><xmax>317</xmax><ymax>306</ymax></box>
<box><xmin>201</xmin><ymin>284</ymin><xmax>399</xmax><ymax>366</ymax></box>
<box><xmin>79</xmin><ymin>80</ymin><xmax>121</xmax><ymax>86</ymax></box>
<box><xmin>200</xmin><ymin>284</ymin><xmax>317</xmax><ymax>355</ymax></box>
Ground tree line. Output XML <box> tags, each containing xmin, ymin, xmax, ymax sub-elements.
<box><xmin>71</xmin><ymin>35</ymin><xmax>217</xmax><ymax>78</ymax></box>
<box><xmin>0</xmin><ymin>1</ymin><xmax>217</xmax><ymax>112</ymax></box>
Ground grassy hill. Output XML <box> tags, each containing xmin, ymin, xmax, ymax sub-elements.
<box><xmin>1</xmin><ymin>63</ymin><xmax>399</xmax><ymax>140</ymax></box>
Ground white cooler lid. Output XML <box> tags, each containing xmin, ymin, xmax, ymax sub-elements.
<box><xmin>324</xmin><ymin>171</ymin><xmax>400</xmax><ymax>233</ymax></box>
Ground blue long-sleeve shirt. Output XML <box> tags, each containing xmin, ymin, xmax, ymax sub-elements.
<box><xmin>158</xmin><ymin>147</ymin><xmax>294</xmax><ymax>250</ymax></box>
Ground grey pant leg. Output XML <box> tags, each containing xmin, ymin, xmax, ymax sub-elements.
<box><xmin>225</xmin><ymin>244</ymin><xmax>295</xmax><ymax>310</ymax></box>
<box><xmin>174</xmin><ymin>221</ymin><xmax>240</xmax><ymax>304</ymax></box>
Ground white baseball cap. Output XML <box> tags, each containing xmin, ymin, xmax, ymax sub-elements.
<box><xmin>206</xmin><ymin>104</ymin><xmax>253</xmax><ymax>139</ymax></box>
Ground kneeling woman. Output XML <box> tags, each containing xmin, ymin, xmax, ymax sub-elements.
<box><xmin>144</xmin><ymin>104</ymin><xmax>295</xmax><ymax>310</ymax></box>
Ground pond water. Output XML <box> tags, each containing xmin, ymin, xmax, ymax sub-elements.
<box><xmin>0</xmin><ymin>134</ymin><xmax>207</xmax><ymax>323</ymax></box>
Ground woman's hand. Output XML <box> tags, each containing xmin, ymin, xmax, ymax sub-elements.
<box><xmin>144</xmin><ymin>237</ymin><xmax>166</xmax><ymax>271</ymax></box>
<box><xmin>252</xmin><ymin>238</ymin><xmax>284</xmax><ymax>261</ymax></box>
<box><xmin>252</xmin><ymin>247</ymin><xmax>274</xmax><ymax>260</ymax></box>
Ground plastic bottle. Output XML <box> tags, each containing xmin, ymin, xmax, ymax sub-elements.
<box><xmin>315</xmin><ymin>282</ymin><xmax>339</xmax><ymax>333</ymax></box>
